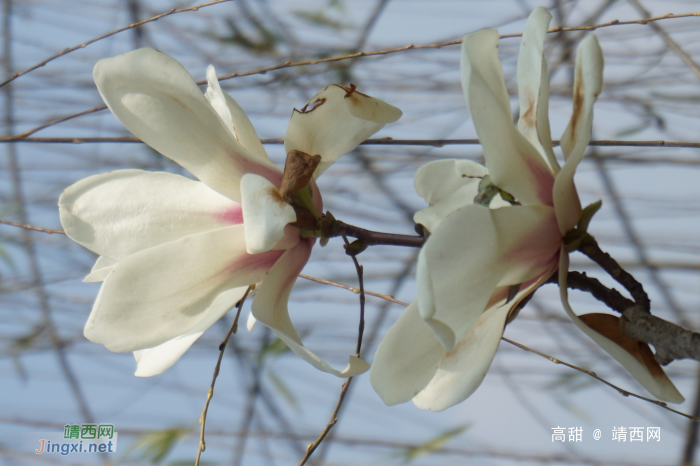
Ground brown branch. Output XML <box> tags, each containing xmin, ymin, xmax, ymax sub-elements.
<box><xmin>628</xmin><ymin>0</ymin><xmax>700</xmax><ymax>82</ymax></box>
<box><xmin>620</xmin><ymin>306</ymin><xmax>700</xmax><ymax>366</ymax></box>
<box><xmin>7</xmin><ymin>136</ymin><xmax>700</xmax><ymax>148</ymax></box>
<box><xmin>546</xmin><ymin>271</ymin><xmax>635</xmax><ymax>313</ymax></box>
<box><xmin>324</xmin><ymin>218</ymin><xmax>424</xmax><ymax>248</ymax></box>
<box><xmin>299</xmin><ymin>274</ymin><xmax>408</xmax><ymax>307</ymax></box>
<box><xmin>298</xmin><ymin>237</ymin><xmax>367</xmax><ymax>466</ymax></box>
<box><xmin>502</xmin><ymin>337</ymin><xmax>700</xmax><ymax>422</ymax></box>
<box><xmin>3</xmin><ymin>10</ymin><xmax>697</xmax><ymax>139</ymax></box>
<box><xmin>0</xmin><ymin>0</ymin><xmax>233</xmax><ymax>89</ymax></box>
<box><xmin>196</xmin><ymin>285</ymin><xmax>252</xmax><ymax>466</ymax></box>
<box><xmin>577</xmin><ymin>234</ymin><xmax>650</xmax><ymax>311</ymax></box>
<box><xmin>211</xmin><ymin>11</ymin><xmax>700</xmax><ymax>83</ymax></box>
<box><xmin>0</xmin><ymin>219</ymin><xmax>65</xmax><ymax>234</ymax></box>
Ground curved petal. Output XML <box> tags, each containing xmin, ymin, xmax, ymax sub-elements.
<box><xmin>413</xmin><ymin>159</ymin><xmax>489</xmax><ymax>233</ymax></box>
<box><xmin>284</xmin><ymin>85</ymin><xmax>402</xmax><ymax>178</ymax></box>
<box><xmin>252</xmin><ymin>239</ymin><xmax>369</xmax><ymax>377</ymax></box>
<box><xmin>414</xmin><ymin>159</ymin><xmax>488</xmax><ymax>205</ymax></box>
<box><xmin>413</xmin><ymin>305</ymin><xmax>509</xmax><ymax>411</ymax></box>
<box><xmin>516</xmin><ymin>7</ymin><xmax>558</xmax><ymax>173</ymax></box>
<box><xmin>414</xmin><ymin>183</ymin><xmax>482</xmax><ymax>234</ymax></box>
<box><xmin>133</xmin><ymin>286</ymin><xmax>248</xmax><ymax>377</ymax></box>
<box><xmin>204</xmin><ymin>65</ymin><xmax>270</xmax><ymax>163</ymax></box>
<box><xmin>240</xmin><ymin>174</ymin><xmax>297</xmax><ymax>255</ymax></box>
<box><xmin>417</xmin><ymin>204</ymin><xmax>560</xmax><ymax>351</ymax></box>
<box><xmin>85</xmin><ymin>225</ymin><xmax>283</xmax><ymax>353</ymax></box>
<box><xmin>93</xmin><ymin>48</ymin><xmax>281</xmax><ymax>202</ymax></box>
<box><xmin>558</xmin><ymin>248</ymin><xmax>683</xmax><ymax>403</ymax></box>
<box><xmin>59</xmin><ymin>170</ymin><xmax>244</xmax><ymax>261</ymax></box>
<box><xmin>461</xmin><ymin>29</ymin><xmax>555</xmax><ymax>206</ymax></box>
<box><xmin>413</xmin><ymin>267</ymin><xmax>553</xmax><ymax>411</ymax></box>
<box><xmin>370</xmin><ymin>300</ymin><xmax>445</xmax><ymax>406</ymax></box>
<box><xmin>84</xmin><ymin>256</ymin><xmax>117</xmax><ymax>283</ymax></box>
<box><xmin>554</xmin><ymin>35</ymin><xmax>604</xmax><ymax>234</ymax></box>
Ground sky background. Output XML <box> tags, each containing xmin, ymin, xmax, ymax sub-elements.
<box><xmin>3</xmin><ymin>0</ymin><xmax>700</xmax><ymax>465</ymax></box>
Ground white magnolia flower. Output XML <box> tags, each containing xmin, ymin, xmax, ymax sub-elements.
<box><xmin>59</xmin><ymin>48</ymin><xmax>401</xmax><ymax>377</ymax></box>
<box><xmin>371</xmin><ymin>7</ymin><xmax>682</xmax><ymax>411</ymax></box>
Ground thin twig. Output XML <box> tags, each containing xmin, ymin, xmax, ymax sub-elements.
<box><xmin>0</xmin><ymin>0</ymin><xmax>233</xmax><ymax>89</ymax></box>
<box><xmin>196</xmin><ymin>285</ymin><xmax>253</xmax><ymax>466</ymax></box>
<box><xmin>628</xmin><ymin>0</ymin><xmax>700</xmax><ymax>82</ymax></box>
<box><xmin>211</xmin><ymin>11</ymin><xmax>700</xmax><ymax>82</ymax></box>
<box><xmin>9</xmin><ymin>136</ymin><xmax>700</xmax><ymax>148</ymax></box>
<box><xmin>3</xmin><ymin>10</ymin><xmax>698</xmax><ymax>138</ymax></box>
<box><xmin>3</xmin><ymin>0</ymin><xmax>98</xmax><ymax>434</ymax></box>
<box><xmin>501</xmin><ymin>337</ymin><xmax>700</xmax><ymax>422</ymax></box>
<box><xmin>299</xmin><ymin>274</ymin><xmax>407</xmax><ymax>306</ymax></box>
<box><xmin>0</xmin><ymin>218</ymin><xmax>65</xmax><ymax>234</ymax></box>
<box><xmin>298</xmin><ymin>237</ymin><xmax>367</xmax><ymax>466</ymax></box>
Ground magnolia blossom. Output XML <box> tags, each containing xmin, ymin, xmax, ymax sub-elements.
<box><xmin>371</xmin><ymin>7</ymin><xmax>682</xmax><ymax>411</ymax></box>
<box><xmin>59</xmin><ymin>48</ymin><xmax>401</xmax><ymax>377</ymax></box>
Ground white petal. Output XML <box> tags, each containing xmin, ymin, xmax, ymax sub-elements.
<box><xmin>284</xmin><ymin>85</ymin><xmax>402</xmax><ymax>177</ymax></box>
<box><xmin>417</xmin><ymin>204</ymin><xmax>560</xmax><ymax>351</ymax></box>
<box><xmin>555</xmin><ymin>35</ymin><xmax>604</xmax><ymax>234</ymax></box>
<box><xmin>246</xmin><ymin>310</ymin><xmax>257</xmax><ymax>332</ymax></box>
<box><xmin>60</xmin><ymin>170</ymin><xmax>244</xmax><ymax>261</ymax></box>
<box><xmin>461</xmin><ymin>29</ymin><xmax>555</xmax><ymax>206</ymax></box>
<box><xmin>85</xmin><ymin>225</ymin><xmax>282</xmax><ymax>353</ymax></box>
<box><xmin>133</xmin><ymin>286</ymin><xmax>248</xmax><ymax>377</ymax></box>
<box><xmin>93</xmin><ymin>48</ymin><xmax>281</xmax><ymax>202</ymax></box>
<box><xmin>252</xmin><ymin>239</ymin><xmax>369</xmax><ymax>377</ymax></box>
<box><xmin>414</xmin><ymin>159</ymin><xmax>488</xmax><ymax>205</ymax></box>
<box><xmin>370</xmin><ymin>300</ymin><xmax>445</xmax><ymax>405</ymax></box>
<box><xmin>414</xmin><ymin>183</ymin><xmax>481</xmax><ymax>234</ymax></box>
<box><xmin>241</xmin><ymin>174</ymin><xmax>297</xmax><ymax>255</ymax></box>
<box><xmin>516</xmin><ymin>7</ymin><xmax>559</xmax><ymax>173</ymax></box>
<box><xmin>413</xmin><ymin>268</ymin><xmax>553</xmax><ymax>411</ymax></box>
<box><xmin>84</xmin><ymin>256</ymin><xmax>117</xmax><ymax>283</ymax></box>
<box><xmin>558</xmin><ymin>248</ymin><xmax>684</xmax><ymax>403</ymax></box>
<box><xmin>204</xmin><ymin>65</ymin><xmax>270</xmax><ymax>162</ymax></box>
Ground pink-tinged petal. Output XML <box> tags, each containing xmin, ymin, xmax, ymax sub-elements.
<box><xmin>413</xmin><ymin>267</ymin><xmax>554</xmax><ymax>411</ymax></box>
<box><xmin>133</xmin><ymin>286</ymin><xmax>248</xmax><ymax>377</ymax></box>
<box><xmin>284</xmin><ymin>85</ymin><xmax>402</xmax><ymax>178</ymax></box>
<box><xmin>516</xmin><ymin>7</ymin><xmax>559</xmax><ymax>173</ymax></box>
<box><xmin>84</xmin><ymin>225</ymin><xmax>282</xmax><ymax>353</ymax></box>
<box><xmin>241</xmin><ymin>174</ymin><xmax>297</xmax><ymax>255</ymax></box>
<box><xmin>204</xmin><ymin>65</ymin><xmax>270</xmax><ymax>164</ymax></box>
<box><xmin>60</xmin><ymin>170</ymin><xmax>245</xmax><ymax>261</ymax></box>
<box><xmin>252</xmin><ymin>239</ymin><xmax>369</xmax><ymax>377</ymax></box>
<box><xmin>461</xmin><ymin>29</ymin><xmax>555</xmax><ymax>206</ymax></box>
<box><xmin>554</xmin><ymin>35</ymin><xmax>604</xmax><ymax>234</ymax></box>
<box><xmin>83</xmin><ymin>256</ymin><xmax>117</xmax><ymax>283</ymax></box>
<box><xmin>370</xmin><ymin>300</ymin><xmax>445</xmax><ymax>405</ymax></box>
<box><xmin>558</xmin><ymin>248</ymin><xmax>683</xmax><ymax>403</ymax></box>
<box><xmin>93</xmin><ymin>48</ymin><xmax>281</xmax><ymax>202</ymax></box>
<box><xmin>417</xmin><ymin>204</ymin><xmax>560</xmax><ymax>352</ymax></box>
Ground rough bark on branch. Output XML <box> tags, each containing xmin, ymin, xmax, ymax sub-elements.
<box><xmin>620</xmin><ymin>306</ymin><xmax>700</xmax><ymax>365</ymax></box>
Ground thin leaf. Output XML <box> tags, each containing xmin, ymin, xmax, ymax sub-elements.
<box><xmin>394</xmin><ymin>425</ymin><xmax>470</xmax><ymax>462</ymax></box>
<box><xmin>126</xmin><ymin>427</ymin><xmax>192</xmax><ymax>465</ymax></box>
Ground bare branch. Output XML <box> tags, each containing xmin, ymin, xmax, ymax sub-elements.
<box><xmin>0</xmin><ymin>0</ymin><xmax>233</xmax><ymax>88</ymax></box>
<box><xmin>0</xmin><ymin>219</ymin><xmax>65</xmax><ymax>234</ymax></box>
<box><xmin>502</xmin><ymin>337</ymin><xmax>700</xmax><ymax>422</ymax></box>
<box><xmin>7</xmin><ymin>136</ymin><xmax>700</xmax><ymax>149</ymax></box>
<box><xmin>620</xmin><ymin>306</ymin><xmax>700</xmax><ymax>366</ymax></box>
<box><xmin>196</xmin><ymin>285</ymin><xmax>252</xmax><ymax>466</ymax></box>
<box><xmin>298</xmin><ymin>237</ymin><xmax>367</xmax><ymax>466</ymax></box>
